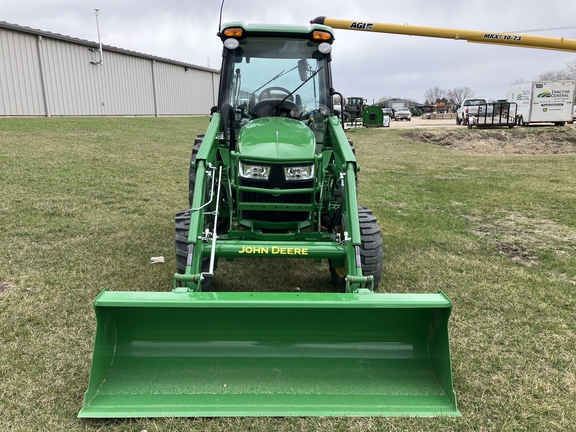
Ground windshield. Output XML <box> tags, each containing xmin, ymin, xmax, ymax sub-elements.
<box><xmin>220</xmin><ymin>37</ymin><xmax>330</xmax><ymax>124</ymax></box>
<box><xmin>464</xmin><ymin>99</ymin><xmax>487</xmax><ymax>106</ymax></box>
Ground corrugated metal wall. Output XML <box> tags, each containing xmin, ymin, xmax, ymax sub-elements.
<box><xmin>155</xmin><ymin>62</ymin><xmax>217</xmax><ymax>115</ymax></box>
<box><xmin>41</xmin><ymin>39</ymin><xmax>156</xmax><ymax>116</ymax></box>
<box><xmin>0</xmin><ymin>24</ymin><xmax>219</xmax><ymax>117</ymax></box>
<box><xmin>0</xmin><ymin>29</ymin><xmax>46</xmax><ymax>115</ymax></box>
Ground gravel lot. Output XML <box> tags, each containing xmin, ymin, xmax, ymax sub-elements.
<box><xmin>345</xmin><ymin>116</ymin><xmax>576</xmax><ymax>155</ymax></box>
<box><xmin>387</xmin><ymin>117</ymin><xmax>457</xmax><ymax>129</ymax></box>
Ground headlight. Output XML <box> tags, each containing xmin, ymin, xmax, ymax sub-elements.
<box><xmin>239</xmin><ymin>163</ymin><xmax>270</xmax><ymax>180</ymax></box>
<box><xmin>284</xmin><ymin>165</ymin><xmax>314</xmax><ymax>181</ymax></box>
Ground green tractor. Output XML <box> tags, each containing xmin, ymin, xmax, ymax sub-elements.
<box><xmin>342</xmin><ymin>97</ymin><xmax>388</xmax><ymax>127</ymax></box>
<box><xmin>343</xmin><ymin>96</ymin><xmax>367</xmax><ymax>121</ymax></box>
<box><xmin>79</xmin><ymin>20</ymin><xmax>458</xmax><ymax>418</ymax></box>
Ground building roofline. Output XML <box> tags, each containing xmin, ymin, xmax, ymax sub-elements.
<box><xmin>0</xmin><ymin>20</ymin><xmax>219</xmax><ymax>74</ymax></box>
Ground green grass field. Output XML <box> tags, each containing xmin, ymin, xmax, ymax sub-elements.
<box><xmin>1</xmin><ymin>117</ymin><xmax>575</xmax><ymax>431</ymax></box>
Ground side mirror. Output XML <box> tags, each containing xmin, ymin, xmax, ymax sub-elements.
<box><xmin>298</xmin><ymin>59</ymin><xmax>308</xmax><ymax>81</ymax></box>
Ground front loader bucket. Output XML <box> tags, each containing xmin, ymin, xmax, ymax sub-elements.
<box><xmin>79</xmin><ymin>290</ymin><xmax>459</xmax><ymax>418</ymax></box>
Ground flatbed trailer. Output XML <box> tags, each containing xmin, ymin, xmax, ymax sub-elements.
<box><xmin>467</xmin><ymin>102</ymin><xmax>517</xmax><ymax>129</ymax></box>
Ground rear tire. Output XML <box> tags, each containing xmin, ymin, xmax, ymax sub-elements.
<box><xmin>175</xmin><ymin>210</ymin><xmax>213</xmax><ymax>291</ymax></box>
<box><xmin>329</xmin><ymin>206</ymin><xmax>384</xmax><ymax>292</ymax></box>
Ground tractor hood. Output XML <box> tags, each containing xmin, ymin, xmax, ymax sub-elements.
<box><xmin>237</xmin><ymin>118</ymin><xmax>316</xmax><ymax>161</ymax></box>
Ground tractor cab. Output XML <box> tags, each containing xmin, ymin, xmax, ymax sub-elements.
<box><xmin>218</xmin><ymin>22</ymin><xmax>335</xmax><ymax>146</ymax></box>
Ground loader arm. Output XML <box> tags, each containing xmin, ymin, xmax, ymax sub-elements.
<box><xmin>323</xmin><ymin>116</ymin><xmax>371</xmax><ymax>290</ymax></box>
<box><xmin>312</xmin><ymin>17</ymin><xmax>576</xmax><ymax>53</ymax></box>
<box><xmin>174</xmin><ymin>114</ymin><xmax>222</xmax><ymax>291</ymax></box>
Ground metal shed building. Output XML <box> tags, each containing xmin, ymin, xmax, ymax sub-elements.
<box><xmin>0</xmin><ymin>21</ymin><xmax>220</xmax><ymax>117</ymax></box>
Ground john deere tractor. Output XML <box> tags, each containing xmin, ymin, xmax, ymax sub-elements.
<box><xmin>343</xmin><ymin>96</ymin><xmax>367</xmax><ymax>121</ymax></box>
<box><xmin>174</xmin><ymin>25</ymin><xmax>383</xmax><ymax>293</ymax></box>
<box><xmin>79</xmin><ymin>20</ymin><xmax>458</xmax><ymax>418</ymax></box>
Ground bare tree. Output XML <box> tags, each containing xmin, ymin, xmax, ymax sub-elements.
<box><xmin>564</xmin><ymin>59</ymin><xmax>576</xmax><ymax>79</ymax></box>
<box><xmin>511</xmin><ymin>58</ymin><xmax>576</xmax><ymax>85</ymax></box>
<box><xmin>537</xmin><ymin>69</ymin><xmax>573</xmax><ymax>81</ymax></box>
<box><xmin>424</xmin><ymin>86</ymin><xmax>447</xmax><ymax>104</ymax></box>
<box><xmin>512</xmin><ymin>78</ymin><xmax>530</xmax><ymax>84</ymax></box>
<box><xmin>447</xmin><ymin>87</ymin><xmax>475</xmax><ymax>104</ymax></box>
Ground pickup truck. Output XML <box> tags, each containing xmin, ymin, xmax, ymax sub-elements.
<box><xmin>394</xmin><ymin>107</ymin><xmax>412</xmax><ymax>121</ymax></box>
<box><xmin>456</xmin><ymin>98</ymin><xmax>490</xmax><ymax>125</ymax></box>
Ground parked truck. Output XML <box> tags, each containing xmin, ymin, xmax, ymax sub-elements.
<box><xmin>456</xmin><ymin>98</ymin><xmax>491</xmax><ymax>125</ymax></box>
<box><xmin>509</xmin><ymin>80</ymin><xmax>576</xmax><ymax>126</ymax></box>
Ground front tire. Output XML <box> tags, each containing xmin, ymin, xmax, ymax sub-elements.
<box><xmin>329</xmin><ymin>206</ymin><xmax>384</xmax><ymax>292</ymax></box>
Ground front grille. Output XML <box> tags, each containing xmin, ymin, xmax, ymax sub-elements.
<box><xmin>239</xmin><ymin>165</ymin><xmax>313</xmax><ymax>222</ymax></box>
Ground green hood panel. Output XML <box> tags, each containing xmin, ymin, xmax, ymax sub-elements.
<box><xmin>238</xmin><ymin>118</ymin><xmax>316</xmax><ymax>161</ymax></box>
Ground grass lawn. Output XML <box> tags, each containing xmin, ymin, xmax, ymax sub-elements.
<box><xmin>0</xmin><ymin>117</ymin><xmax>575</xmax><ymax>431</ymax></box>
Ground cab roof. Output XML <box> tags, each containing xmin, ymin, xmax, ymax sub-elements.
<box><xmin>219</xmin><ymin>21</ymin><xmax>335</xmax><ymax>42</ymax></box>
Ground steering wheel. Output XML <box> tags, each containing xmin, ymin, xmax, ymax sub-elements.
<box><xmin>252</xmin><ymin>99</ymin><xmax>298</xmax><ymax>119</ymax></box>
<box><xmin>259</xmin><ymin>86</ymin><xmax>294</xmax><ymax>102</ymax></box>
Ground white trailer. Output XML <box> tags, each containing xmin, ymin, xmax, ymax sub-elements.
<box><xmin>509</xmin><ymin>81</ymin><xmax>576</xmax><ymax>126</ymax></box>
